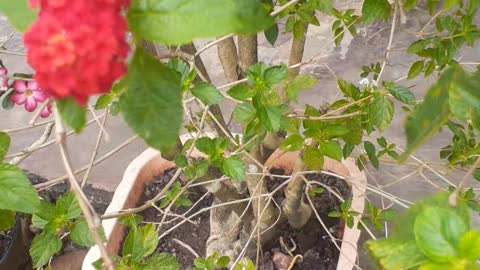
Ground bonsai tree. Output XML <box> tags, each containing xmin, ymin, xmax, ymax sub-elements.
<box><xmin>0</xmin><ymin>0</ymin><xmax>479</xmax><ymax>269</ymax></box>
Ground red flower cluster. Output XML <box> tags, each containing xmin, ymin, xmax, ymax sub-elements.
<box><xmin>24</xmin><ymin>0</ymin><xmax>130</xmax><ymax>105</ymax></box>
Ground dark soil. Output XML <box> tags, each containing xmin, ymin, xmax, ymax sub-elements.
<box><xmin>0</xmin><ymin>225</ymin><xmax>15</xmax><ymax>260</ymax></box>
<box><xmin>138</xmin><ymin>168</ymin><xmax>213</xmax><ymax>269</ymax></box>
<box><xmin>27</xmin><ymin>172</ymin><xmax>113</xmax><ymax>214</ymax></box>
<box><xmin>136</xmin><ymin>168</ymin><xmax>351</xmax><ymax>270</ymax></box>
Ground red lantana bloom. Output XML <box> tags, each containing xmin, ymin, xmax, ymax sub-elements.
<box><xmin>24</xmin><ymin>0</ymin><xmax>130</xmax><ymax>105</ymax></box>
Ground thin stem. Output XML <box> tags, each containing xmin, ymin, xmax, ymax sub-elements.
<box><xmin>53</xmin><ymin>105</ymin><xmax>114</xmax><ymax>270</ymax></box>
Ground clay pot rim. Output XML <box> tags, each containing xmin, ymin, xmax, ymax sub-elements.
<box><xmin>83</xmin><ymin>133</ymin><xmax>367</xmax><ymax>270</ymax></box>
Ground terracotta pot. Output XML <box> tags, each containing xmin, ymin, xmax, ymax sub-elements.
<box><xmin>83</xmin><ymin>135</ymin><xmax>366</xmax><ymax>270</ymax></box>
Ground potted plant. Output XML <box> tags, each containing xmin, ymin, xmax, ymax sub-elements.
<box><xmin>0</xmin><ymin>0</ymin><xmax>479</xmax><ymax>269</ymax></box>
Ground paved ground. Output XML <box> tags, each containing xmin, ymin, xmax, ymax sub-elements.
<box><xmin>1</xmin><ymin>2</ymin><xmax>479</xmax><ymax>268</ymax></box>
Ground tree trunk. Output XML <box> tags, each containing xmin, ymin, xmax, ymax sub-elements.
<box><xmin>217</xmin><ymin>37</ymin><xmax>240</xmax><ymax>83</ymax></box>
<box><xmin>288</xmin><ymin>23</ymin><xmax>309</xmax><ymax>79</ymax></box>
<box><xmin>283</xmin><ymin>158</ymin><xmax>312</xmax><ymax>229</ymax></box>
<box><xmin>238</xmin><ymin>34</ymin><xmax>258</xmax><ymax>76</ymax></box>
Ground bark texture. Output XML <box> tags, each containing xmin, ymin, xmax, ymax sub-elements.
<box><xmin>283</xmin><ymin>158</ymin><xmax>312</xmax><ymax>229</ymax></box>
<box><xmin>217</xmin><ymin>37</ymin><xmax>240</xmax><ymax>83</ymax></box>
<box><xmin>288</xmin><ymin>23</ymin><xmax>309</xmax><ymax>79</ymax></box>
<box><xmin>238</xmin><ymin>34</ymin><xmax>258</xmax><ymax>75</ymax></box>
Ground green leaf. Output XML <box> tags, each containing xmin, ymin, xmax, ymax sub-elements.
<box><xmin>264</xmin><ymin>23</ymin><xmax>279</xmax><ymax>46</ymax></box>
<box><xmin>442</xmin><ymin>0</ymin><xmax>459</xmax><ymax>10</ymax></box>
<box><xmin>378</xmin><ymin>209</ymin><xmax>397</xmax><ymax>221</ymax></box>
<box><xmin>304</xmin><ymin>146</ymin><xmax>324</xmax><ymax>170</ymax></box>
<box><xmin>140</xmin><ymin>253</ymin><xmax>179</xmax><ymax>270</ymax></box>
<box><xmin>320</xmin><ymin>141</ymin><xmax>343</xmax><ymax>161</ymax></box>
<box><xmin>56</xmin><ymin>192</ymin><xmax>81</xmax><ymax>220</ymax></box>
<box><xmin>0</xmin><ymin>0</ymin><xmax>37</xmax><ymax>32</ymax></box>
<box><xmin>286</xmin><ymin>75</ymin><xmax>318</xmax><ymax>102</ymax></box>
<box><xmin>30</xmin><ymin>232</ymin><xmax>62</xmax><ymax>268</ymax></box>
<box><xmin>227</xmin><ymin>85</ymin><xmax>253</xmax><ymax>101</ymax></box>
<box><xmin>0</xmin><ymin>132</ymin><xmax>10</xmax><ymax>160</ymax></box>
<box><xmin>264</xmin><ymin>65</ymin><xmax>288</xmax><ymax>87</ymax></box>
<box><xmin>343</xmin><ymin>144</ymin><xmax>354</xmax><ymax>158</ymax></box>
<box><xmin>366</xmin><ymin>239</ymin><xmax>428</xmax><ymax>269</ymax></box>
<box><xmin>337</xmin><ymin>80</ymin><xmax>360</xmax><ymax>100</ymax></box>
<box><xmin>369</xmin><ymin>94</ymin><xmax>394</xmax><ymax>131</ymax></box>
<box><xmin>448</xmin><ymin>69</ymin><xmax>480</xmax><ymax>123</ymax></box>
<box><xmin>0</xmin><ymin>162</ymin><xmax>40</xmax><ymax>213</ymax></box>
<box><xmin>57</xmin><ymin>97</ymin><xmax>87</xmax><ymax>133</ymax></box>
<box><xmin>313</xmin><ymin>0</ymin><xmax>334</xmax><ymax>14</ymax></box>
<box><xmin>127</xmin><ymin>0</ymin><xmax>273</xmax><ymax>45</ymax></box>
<box><xmin>386</xmin><ymin>84</ymin><xmax>416</xmax><ymax>105</ymax></box>
<box><xmin>328</xmin><ymin>211</ymin><xmax>342</xmax><ymax>218</ymax></box>
<box><xmin>400</xmin><ymin>67</ymin><xmax>455</xmax><ymax>161</ymax></box>
<box><xmin>94</xmin><ymin>95</ymin><xmax>113</xmax><ymax>110</ymax></box>
<box><xmin>233</xmin><ymin>103</ymin><xmax>256</xmax><ymax>124</ymax></box>
<box><xmin>70</xmin><ymin>220</ymin><xmax>96</xmax><ymax>247</ymax></box>
<box><xmin>364</xmin><ymin>141</ymin><xmax>379</xmax><ymax>169</ymax></box>
<box><xmin>285</xmin><ymin>16</ymin><xmax>295</xmax><ymax>32</ymax></box>
<box><xmin>120</xmin><ymin>214</ymin><xmax>143</xmax><ymax>230</ymax></box>
<box><xmin>32</xmin><ymin>201</ymin><xmax>56</xmax><ymax>230</ymax></box>
<box><xmin>414</xmin><ymin>207</ymin><xmax>468</xmax><ymax>262</ymax></box>
<box><xmin>257</xmin><ymin>105</ymin><xmax>282</xmax><ymax>132</ymax></box>
<box><xmin>174</xmin><ymin>154</ymin><xmax>188</xmax><ymax>168</ymax></box>
<box><xmin>407</xmin><ymin>61</ymin><xmax>425</xmax><ymax>80</ymax></box>
<box><xmin>217</xmin><ymin>256</ymin><xmax>230</xmax><ymax>268</ymax></box>
<box><xmin>0</xmin><ymin>210</ymin><xmax>15</xmax><ymax>231</ymax></box>
<box><xmin>280</xmin><ymin>134</ymin><xmax>304</xmax><ymax>152</ymax></box>
<box><xmin>419</xmin><ymin>263</ymin><xmax>454</xmax><ymax>270</ymax></box>
<box><xmin>458</xmin><ymin>230</ymin><xmax>480</xmax><ymax>261</ymax></box>
<box><xmin>194</xmin><ymin>137</ymin><xmax>229</xmax><ymax>157</ymax></box>
<box><xmin>474</xmin><ymin>169</ymin><xmax>480</xmax><ymax>182</ymax></box>
<box><xmin>362</xmin><ymin>0</ymin><xmax>391</xmax><ymax>24</ymax></box>
<box><xmin>221</xmin><ymin>156</ymin><xmax>245</xmax><ymax>181</ymax></box>
<box><xmin>191</xmin><ymin>83</ymin><xmax>224</xmax><ymax>105</ymax></box>
<box><xmin>120</xmin><ymin>48</ymin><xmax>183</xmax><ymax>153</ymax></box>
<box><xmin>123</xmin><ymin>223</ymin><xmax>159</xmax><ymax>263</ymax></box>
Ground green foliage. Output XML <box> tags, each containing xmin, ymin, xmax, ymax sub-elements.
<box><xmin>368</xmin><ymin>93</ymin><xmax>394</xmax><ymax>132</ymax></box>
<box><xmin>0</xmin><ymin>210</ymin><xmax>15</xmax><ymax>231</ymax></box>
<box><xmin>384</xmin><ymin>83</ymin><xmax>416</xmax><ymax>105</ymax></box>
<box><xmin>362</xmin><ymin>0</ymin><xmax>391</xmax><ymax>24</ymax></box>
<box><xmin>0</xmin><ymin>132</ymin><xmax>10</xmax><ymax>160</ymax></box>
<box><xmin>360</xmin><ymin>202</ymin><xmax>397</xmax><ymax>231</ymax></box>
<box><xmin>0</xmin><ymin>162</ymin><xmax>40</xmax><ymax>213</ymax></box>
<box><xmin>191</xmin><ymin>83</ymin><xmax>224</xmax><ymax>105</ymax></box>
<box><xmin>285</xmin><ymin>74</ymin><xmax>318</xmax><ymax>102</ymax></box>
<box><xmin>57</xmin><ymin>97</ymin><xmax>87</xmax><ymax>133</ymax></box>
<box><xmin>221</xmin><ymin>156</ymin><xmax>246</xmax><ymax>181</ymax></box>
<box><xmin>227</xmin><ymin>85</ymin><xmax>254</xmax><ymax>101</ymax></box>
<box><xmin>328</xmin><ymin>200</ymin><xmax>359</xmax><ymax>228</ymax></box>
<box><xmin>120</xmin><ymin>48</ymin><xmax>183</xmax><ymax>153</ymax></box>
<box><xmin>367</xmin><ymin>192</ymin><xmax>480</xmax><ymax>270</ymax></box>
<box><xmin>193</xmin><ymin>252</ymin><xmax>230</xmax><ymax>270</ymax></box>
<box><xmin>264</xmin><ymin>23</ymin><xmax>279</xmax><ymax>46</ymax></box>
<box><xmin>332</xmin><ymin>9</ymin><xmax>358</xmax><ymax>46</ymax></box>
<box><xmin>364</xmin><ymin>141</ymin><xmax>379</xmax><ymax>169</ymax></box>
<box><xmin>127</xmin><ymin>0</ymin><xmax>273</xmax><ymax>45</ymax></box>
<box><xmin>30</xmin><ymin>192</ymin><xmax>105</xmax><ymax>267</ymax></box>
<box><xmin>94</xmin><ymin>215</ymin><xmax>178</xmax><ymax>270</ymax></box>
<box><xmin>233</xmin><ymin>258</ymin><xmax>256</xmax><ymax>270</ymax></box>
<box><xmin>159</xmin><ymin>182</ymin><xmax>192</xmax><ymax>209</ymax></box>
<box><xmin>0</xmin><ymin>0</ymin><xmax>37</xmax><ymax>32</ymax></box>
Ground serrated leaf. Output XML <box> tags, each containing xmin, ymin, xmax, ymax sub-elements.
<box><xmin>458</xmin><ymin>230</ymin><xmax>480</xmax><ymax>261</ymax></box>
<box><xmin>320</xmin><ymin>141</ymin><xmax>343</xmax><ymax>161</ymax></box>
<box><xmin>123</xmin><ymin>223</ymin><xmax>159</xmax><ymax>263</ymax></box>
<box><xmin>0</xmin><ymin>209</ymin><xmax>15</xmax><ymax>231</ymax></box>
<box><xmin>70</xmin><ymin>220</ymin><xmax>97</xmax><ymax>247</ymax></box>
<box><xmin>0</xmin><ymin>0</ymin><xmax>37</xmax><ymax>32</ymax></box>
<box><xmin>257</xmin><ymin>105</ymin><xmax>282</xmax><ymax>132</ymax></box>
<box><xmin>57</xmin><ymin>97</ymin><xmax>87</xmax><ymax>133</ymax></box>
<box><xmin>264</xmin><ymin>65</ymin><xmax>288</xmax><ymax>87</ymax></box>
<box><xmin>280</xmin><ymin>134</ymin><xmax>304</xmax><ymax>152</ymax></box>
<box><xmin>366</xmin><ymin>239</ymin><xmax>427</xmax><ymax>269</ymax></box>
<box><xmin>56</xmin><ymin>192</ymin><xmax>81</xmax><ymax>220</ymax></box>
<box><xmin>264</xmin><ymin>23</ymin><xmax>279</xmax><ymax>46</ymax></box>
<box><xmin>127</xmin><ymin>0</ymin><xmax>273</xmax><ymax>45</ymax></box>
<box><xmin>407</xmin><ymin>61</ymin><xmax>424</xmax><ymax>80</ymax></box>
<box><xmin>362</xmin><ymin>0</ymin><xmax>391</xmax><ymax>24</ymax></box>
<box><xmin>385</xmin><ymin>84</ymin><xmax>416</xmax><ymax>105</ymax></box>
<box><xmin>313</xmin><ymin>0</ymin><xmax>333</xmax><ymax>14</ymax></box>
<box><xmin>414</xmin><ymin>207</ymin><xmax>468</xmax><ymax>262</ymax></box>
<box><xmin>120</xmin><ymin>48</ymin><xmax>183</xmax><ymax>153</ymax></box>
<box><xmin>337</xmin><ymin>80</ymin><xmax>360</xmax><ymax>100</ymax></box>
<box><xmin>448</xmin><ymin>68</ymin><xmax>480</xmax><ymax>123</ymax></box>
<box><xmin>304</xmin><ymin>146</ymin><xmax>324</xmax><ymax>170</ymax></box>
<box><xmin>217</xmin><ymin>256</ymin><xmax>230</xmax><ymax>268</ymax></box>
<box><xmin>221</xmin><ymin>156</ymin><xmax>245</xmax><ymax>181</ymax></box>
<box><xmin>194</xmin><ymin>137</ymin><xmax>229</xmax><ymax>157</ymax></box>
<box><xmin>364</xmin><ymin>141</ymin><xmax>379</xmax><ymax>169</ymax></box>
<box><xmin>233</xmin><ymin>103</ymin><xmax>256</xmax><ymax>124</ymax></box>
<box><xmin>400</xmin><ymin>67</ymin><xmax>455</xmax><ymax>161</ymax></box>
<box><xmin>32</xmin><ymin>201</ymin><xmax>56</xmax><ymax>230</ymax></box>
<box><xmin>94</xmin><ymin>95</ymin><xmax>113</xmax><ymax>110</ymax></box>
<box><xmin>30</xmin><ymin>232</ymin><xmax>62</xmax><ymax>268</ymax></box>
<box><xmin>0</xmin><ymin>132</ymin><xmax>10</xmax><ymax>160</ymax></box>
<box><xmin>286</xmin><ymin>75</ymin><xmax>318</xmax><ymax>102</ymax></box>
<box><xmin>227</xmin><ymin>85</ymin><xmax>253</xmax><ymax>101</ymax></box>
<box><xmin>369</xmin><ymin>94</ymin><xmax>394</xmax><ymax>131</ymax></box>
<box><xmin>191</xmin><ymin>83</ymin><xmax>224</xmax><ymax>105</ymax></box>
<box><xmin>140</xmin><ymin>253</ymin><xmax>179</xmax><ymax>270</ymax></box>
<box><xmin>0</xmin><ymin>162</ymin><xmax>40</xmax><ymax>213</ymax></box>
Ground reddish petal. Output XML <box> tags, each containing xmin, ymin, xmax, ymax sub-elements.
<box><xmin>33</xmin><ymin>89</ymin><xmax>48</xmax><ymax>102</ymax></box>
<box><xmin>13</xmin><ymin>81</ymin><xmax>27</xmax><ymax>93</ymax></box>
<box><xmin>27</xmin><ymin>81</ymin><xmax>39</xmax><ymax>90</ymax></box>
<box><xmin>0</xmin><ymin>68</ymin><xmax>7</xmax><ymax>75</ymax></box>
<box><xmin>10</xmin><ymin>93</ymin><xmax>27</xmax><ymax>105</ymax></box>
<box><xmin>40</xmin><ymin>105</ymin><xmax>52</xmax><ymax>118</ymax></box>
<box><xmin>25</xmin><ymin>96</ymin><xmax>38</xmax><ymax>112</ymax></box>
